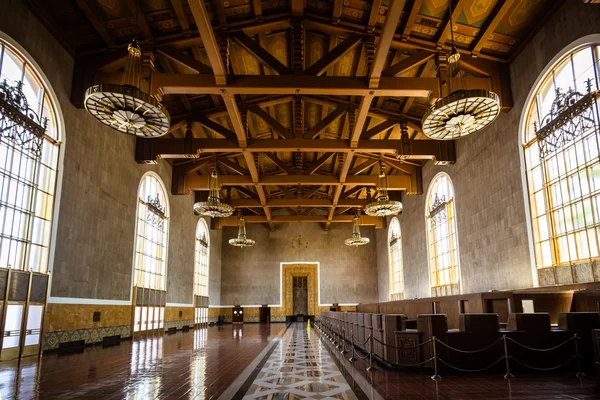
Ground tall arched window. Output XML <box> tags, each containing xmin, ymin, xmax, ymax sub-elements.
<box><xmin>0</xmin><ymin>35</ymin><xmax>63</xmax><ymax>359</ymax></box>
<box><xmin>194</xmin><ymin>219</ymin><xmax>209</xmax><ymax>326</ymax></box>
<box><xmin>426</xmin><ymin>173</ymin><xmax>460</xmax><ymax>296</ymax></box>
<box><xmin>133</xmin><ymin>173</ymin><xmax>168</xmax><ymax>334</ymax></box>
<box><xmin>522</xmin><ymin>43</ymin><xmax>600</xmax><ymax>286</ymax></box>
<box><xmin>389</xmin><ymin>218</ymin><xmax>404</xmax><ymax>300</ymax></box>
<box><xmin>0</xmin><ymin>39</ymin><xmax>61</xmax><ymax>273</ymax></box>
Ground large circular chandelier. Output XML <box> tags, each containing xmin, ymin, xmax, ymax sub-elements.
<box><xmin>365</xmin><ymin>161</ymin><xmax>403</xmax><ymax>217</ymax></box>
<box><xmin>84</xmin><ymin>40</ymin><xmax>170</xmax><ymax>137</ymax></box>
<box><xmin>422</xmin><ymin>3</ymin><xmax>499</xmax><ymax>140</ymax></box>
<box><xmin>422</xmin><ymin>88</ymin><xmax>500</xmax><ymax>140</ymax></box>
<box><xmin>229</xmin><ymin>216</ymin><xmax>255</xmax><ymax>248</ymax></box>
<box><xmin>344</xmin><ymin>213</ymin><xmax>370</xmax><ymax>247</ymax></box>
<box><xmin>194</xmin><ymin>169</ymin><xmax>234</xmax><ymax>218</ymax></box>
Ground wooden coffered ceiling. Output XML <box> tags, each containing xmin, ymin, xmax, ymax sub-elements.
<box><xmin>25</xmin><ymin>0</ymin><xmax>563</xmax><ymax>230</ymax></box>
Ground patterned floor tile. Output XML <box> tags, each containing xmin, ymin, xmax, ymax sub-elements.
<box><xmin>243</xmin><ymin>323</ymin><xmax>358</xmax><ymax>400</ymax></box>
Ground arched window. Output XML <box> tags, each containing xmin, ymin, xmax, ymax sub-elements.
<box><xmin>522</xmin><ymin>43</ymin><xmax>600</xmax><ymax>285</ymax></box>
<box><xmin>0</xmin><ymin>35</ymin><xmax>62</xmax><ymax>359</ymax></box>
<box><xmin>389</xmin><ymin>218</ymin><xmax>403</xmax><ymax>300</ymax></box>
<box><xmin>133</xmin><ymin>173</ymin><xmax>168</xmax><ymax>334</ymax></box>
<box><xmin>426</xmin><ymin>173</ymin><xmax>460</xmax><ymax>296</ymax></box>
<box><xmin>194</xmin><ymin>219</ymin><xmax>209</xmax><ymax>326</ymax></box>
<box><xmin>0</xmin><ymin>39</ymin><xmax>61</xmax><ymax>273</ymax></box>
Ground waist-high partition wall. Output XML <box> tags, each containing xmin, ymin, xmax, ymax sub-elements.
<box><xmin>132</xmin><ymin>287</ymin><xmax>166</xmax><ymax>337</ymax></box>
<box><xmin>0</xmin><ymin>268</ymin><xmax>48</xmax><ymax>360</ymax></box>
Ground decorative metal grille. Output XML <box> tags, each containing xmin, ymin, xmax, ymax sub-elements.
<box><xmin>0</xmin><ymin>80</ymin><xmax>46</xmax><ymax>158</ymax></box>
<box><xmin>146</xmin><ymin>194</ymin><xmax>166</xmax><ymax>228</ymax></box>
<box><xmin>535</xmin><ymin>84</ymin><xmax>600</xmax><ymax>158</ymax></box>
<box><xmin>428</xmin><ymin>194</ymin><xmax>447</xmax><ymax>227</ymax></box>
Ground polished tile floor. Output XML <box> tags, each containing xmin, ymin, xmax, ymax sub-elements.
<box><xmin>243</xmin><ymin>323</ymin><xmax>358</xmax><ymax>399</ymax></box>
<box><xmin>0</xmin><ymin>323</ymin><xmax>286</xmax><ymax>399</ymax></box>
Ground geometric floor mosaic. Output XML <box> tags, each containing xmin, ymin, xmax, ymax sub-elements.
<box><xmin>243</xmin><ymin>323</ymin><xmax>358</xmax><ymax>400</ymax></box>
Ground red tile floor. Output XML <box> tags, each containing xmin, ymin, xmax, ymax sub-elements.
<box><xmin>0</xmin><ymin>323</ymin><xmax>598</xmax><ymax>399</ymax></box>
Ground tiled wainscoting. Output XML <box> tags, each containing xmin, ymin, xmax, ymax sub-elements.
<box><xmin>164</xmin><ymin>319</ymin><xmax>194</xmax><ymax>330</ymax></box>
<box><xmin>43</xmin><ymin>325</ymin><xmax>130</xmax><ymax>351</ymax></box>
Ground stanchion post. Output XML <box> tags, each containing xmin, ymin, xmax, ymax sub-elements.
<box><xmin>431</xmin><ymin>336</ymin><xmax>441</xmax><ymax>381</ymax></box>
<box><xmin>349</xmin><ymin>333</ymin><xmax>356</xmax><ymax>362</ymax></box>
<box><xmin>336</xmin><ymin>324</ymin><xmax>342</xmax><ymax>349</ymax></box>
<box><xmin>341</xmin><ymin>328</ymin><xmax>348</xmax><ymax>355</ymax></box>
<box><xmin>366</xmin><ymin>335</ymin><xmax>376</xmax><ymax>372</ymax></box>
<box><xmin>574</xmin><ymin>334</ymin><xmax>585</xmax><ymax>377</ymax></box>
<box><xmin>503</xmin><ymin>334</ymin><xmax>514</xmax><ymax>379</ymax></box>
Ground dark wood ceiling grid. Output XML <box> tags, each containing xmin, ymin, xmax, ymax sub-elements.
<box><xmin>24</xmin><ymin>0</ymin><xmax>565</xmax><ymax>229</ymax></box>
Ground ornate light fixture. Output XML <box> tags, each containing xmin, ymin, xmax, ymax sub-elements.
<box><xmin>229</xmin><ymin>215</ymin><xmax>255</xmax><ymax>248</ymax></box>
<box><xmin>84</xmin><ymin>39</ymin><xmax>170</xmax><ymax>137</ymax></box>
<box><xmin>365</xmin><ymin>161</ymin><xmax>403</xmax><ymax>217</ymax></box>
<box><xmin>344</xmin><ymin>212</ymin><xmax>370</xmax><ymax>247</ymax></box>
<box><xmin>422</xmin><ymin>3</ymin><xmax>500</xmax><ymax>140</ymax></box>
<box><xmin>194</xmin><ymin>169</ymin><xmax>234</xmax><ymax>218</ymax></box>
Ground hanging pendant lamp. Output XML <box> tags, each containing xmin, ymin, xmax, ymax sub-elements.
<box><xmin>84</xmin><ymin>39</ymin><xmax>170</xmax><ymax>137</ymax></box>
<box><xmin>422</xmin><ymin>4</ymin><xmax>500</xmax><ymax>140</ymax></box>
<box><xmin>365</xmin><ymin>161</ymin><xmax>403</xmax><ymax>217</ymax></box>
<box><xmin>194</xmin><ymin>169</ymin><xmax>234</xmax><ymax>218</ymax></box>
<box><xmin>229</xmin><ymin>215</ymin><xmax>255</xmax><ymax>248</ymax></box>
<box><xmin>344</xmin><ymin>212</ymin><xmax>370</xmax><ymax>247</ymax></box>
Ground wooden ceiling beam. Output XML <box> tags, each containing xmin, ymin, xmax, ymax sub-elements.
<box><xmin>361</xmin><ymin>119</ymin><xmax>398</xmax><ymax>139</ymax></box>
<box><xmin>342</xmin><ymin>185</ymin><xmax>368</xmax><ymax>199</ymax></box>
<box><xmin>348</xmin><ymin>0</ymin><xmax>403</xmax><ymax>148</ymax></box>
<box><xmin>233</xmin><ymin>186</ymin><xmax>259</xmax><ymax>199</ymax></box>
<box><xmin>184</xmin><ymin>174</ymin><xmax>412</xmax><ymax>189</ymax></box>
<box><xmin>304</xmin><ymin>152</ymin><xmax>335</xmax><ymax>175</ymax></box>
<box><xmin>367</xmin><ymin>0</ymin><xmax>383</xmax><ymax>30</ymax></box>
<box><xmin>230</xmin><ymin>198</ymin><xmax>367</xmax><ymax>208</ymax></box>
<box><xmin>125</xmin><ymin>0</ymin><xmax>153</xmax><ymax>40</ymax></box>
<box><xmin>156</xmin><ymin>47</ymin><xmax>213</xmax><ymax>74</ymax></box>
<box><xmin>471</xmin><ymin>0</ymin><xmax>517</xmax><ymax>56</ymax></box>
<box><xmin>248</xmin><ymin>106</ymin><xmax>291</xmax><ymax>139</ymax></box>
<box><xmin>277</xmin><ymin>185</ymin><xmax>296</xmax><ymax>199</ymax></box>
<box><xmin>303</xmin><ymin>105</ymin><xmax>348</xmax><ymax>139</ymax></box>
<box><xmin>170</xmin><ymin>0</ymin><xmax>191</xmax><ymax>36</ymax></box>
<box><xmin>218</xmin><ymin>158</ymin><xmax>249</xmax><ymax>175</ymax></box>
<box><xmin>436</xmin><ymin>0</ymin><xmax>474</xmax><ymax>49</ymax></box>
<box><xmin>188</xmin><ymin>0</ymin><xmax>227</xmax><ymax>84</ymax></box>
<box><xmin>136</xmin><ymin>138</ymin><xmax>456</xmax><ymax>163</ymax></box>
<box><xmin>401</xmin><ymin>0</ymin><xmax>423</xmax><ymax>41</ymax></box>
<box><xmin>231</xmin><ymin>32</ymin><xmax>291</xmax><ymax>75</ymax></box>
<box><xmin>382</xmin><ymin>50</ymin><xmax>435</xmax><ymax>77</ymax></box>
<box><xmin>217</xmin><ymin>214</ymin><xmax>380</xmax><ymax>225</ymax></box>
<box><xmin>252</xmin><ymin>0</ymin><xmax>263</xmax><ymax>20</ymax></box>
<box><xmin>75</xmin><ymin>0</ymin><xmax>115</xmax><ymax>47</ymax></box>
<box><xmin>348</xmin><ymin>159</ymin><xmax>378</xmax><ymax>175</ymax></box>
<box><xmin>369</xmin><ymin>0</ymin><xmax>405</xmax><ymax>86</ymax></box>
<box><xmin>332</xmin><ymin>0</ymin><xmax>343</xmax><ymax>23</ymax></box>
<box><xmin>195</xmin><ymin>116</ymin><xmax>238</xmax><ymax>141</ymax></box>
<box><xmin>303</xmin><ymin>185</ymin><xmax>323</xmax><ymax>199</ymax></box>
<box><xmin>151</xmin><ymin>73</ymin><xmax>441</xmax><ymax>97</ymax></box>
<box><xmin>262</xmin><ymin>152</ymin><xmax>295</xmax><ymax>175</ymax></box>
<box><xmin>305</xmin><ymin>34</ymin><xmax>363</xmax><ymax>76</ymax></box>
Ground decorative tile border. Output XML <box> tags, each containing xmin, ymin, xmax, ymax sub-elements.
<box><xmin>271</xmin><ymin>315</ymin><xmax>286</xmax><ymax>323</ymax></box>
<box><xmin>43</xmin><ymin>325</ymin><xmax>130</xmax><ymax>351</ymax></box>
<box><xmin>164</xmin><ymin>319</ymin><xmax>193</xmax><ymax>331</ymax></box>
<box><xmin>243</xmin><ymin>316</ymin><xmax>259</xmax><ymax>323</ymax></box>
